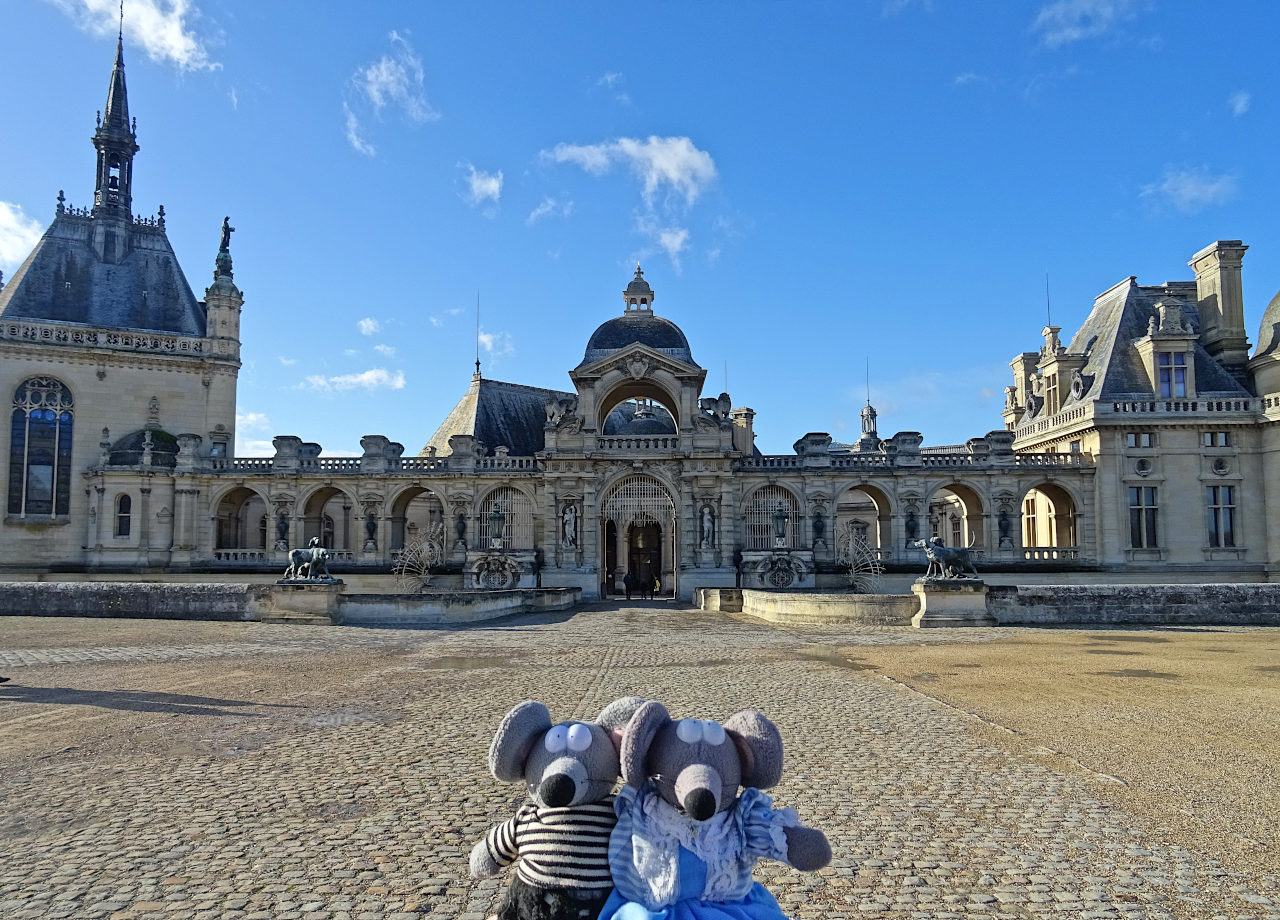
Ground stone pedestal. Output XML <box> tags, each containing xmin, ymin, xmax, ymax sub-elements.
<box><xmin>911</xmin><ymin>579</ymin><xmax>994</xmax><ymax>628</ymax></box>
<box><xmin>265</xmin><ymin>580</ymin><xmax>344</xmax><ymax>625</ymax></box>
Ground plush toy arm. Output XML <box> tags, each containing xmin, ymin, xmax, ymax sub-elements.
<box><xmin>783</xmin><ymin>824</ymin><xmax>831</xmax><ymax>872</ymax></box>
<box><xmin>469</xmin><ymin>838</ymin><xmax>502</xmax><ymax>878</ymax></box>
<box><xmin>469</xmin><ymin>811</ymin><xmax>522</xmax><ymax>878</ymax></box>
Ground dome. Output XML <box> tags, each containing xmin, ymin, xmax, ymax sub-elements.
<box><xmin>603</xmin><ymin>401</ymin><xmax>676</xmax><ymax>436</ymax></box>
<box><xmin>625</xmin><ymin>263</ymin><xmax>652</xmax><ymax>294</ymax></box>
<box><xmin>581</xmin><ymin>312</ymin><xmax>695</xmax><ymax>366</ymax></box>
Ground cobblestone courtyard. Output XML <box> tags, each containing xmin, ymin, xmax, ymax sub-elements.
<box><xmin>1</xmin><ymin>606</ymin><xmax>1277</xmax><ymax>920</ymax></box>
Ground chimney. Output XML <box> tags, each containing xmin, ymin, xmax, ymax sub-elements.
<box><xmin>1190</xmin><ymin>240</ymin><xmax>1250</xmax><ymax>372</ymax></box>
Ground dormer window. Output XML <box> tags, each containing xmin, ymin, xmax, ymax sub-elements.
<box><xmin>1158</xmin><ymin>352</ymin><xmax>1187</xmax><ymax>397</ymax></box>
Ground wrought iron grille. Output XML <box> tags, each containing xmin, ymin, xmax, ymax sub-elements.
<box><xmin>600</xmin><ymin>474</ymin><xmax>676</xmax><ymax>526</ymax></box>
<box><xmin>479</xmin><ymin>486</ymin><xmax>534</xmax><ymax>549</ymax></box>
<box><xmin>744</xmin><ymin>485</ymin><xmax>799</xmax><ymax>549</ymax></box>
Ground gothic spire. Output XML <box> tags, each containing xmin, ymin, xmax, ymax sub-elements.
<box><xmin>92</xmin><ymin>25</ymin><xmax>139</xmax><ymax>215</ymax></box>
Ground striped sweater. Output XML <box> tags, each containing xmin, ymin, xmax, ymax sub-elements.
<box><xmin>484</xmin><ymin>797</ymin><xmax>617</xmax><ymax>891</ymax></box>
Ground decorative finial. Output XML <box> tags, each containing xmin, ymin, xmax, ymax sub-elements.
<box><xmin>119</xmin><ymin>0</ymin><xmax>124</xmax><ymax>42</ymax></box>
<box><xmin>56</xmin><ymin>190</ymin><xmax>65</xmax><ymax>214</ymax></box>
<box><xmin>157</xmin><ymin>204</ymin><xmax>165</xmax><ymax>228</ymax></box>
<box><xmin>0</xmin><ymin>270</ymin><xmax>5</xmax><ymax>290</ymax></box>
<box><xmin>96</xmin><ymin>110</ymin><xmax>101</xmax><ymax>128</ymax></box>
<box><xmin>634</xmin><ymin>262</ymin><xmax>644</xmax><ymax>279</ymax></box>
<box><xmin>131</xmin><ymin>116</ymin><xmax>136</xmax><ymax>135</ymax></box>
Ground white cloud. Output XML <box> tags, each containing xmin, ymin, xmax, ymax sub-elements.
<box><xmin>1141</xmin><ymin>166</ymin><xmax>1237</xmax><ymax>214</ymax></box>
<box><xmin>236</xmin><ymin>438</ymin><xmax>275</xmax><ymax>457</ymax></box>
<box><xmin>355</xmin><ymin>30</ymin><xmax>438</xmax><ymax>122</ymax></box>
<box><xmin>0</xmin><ymin>202</ymin><xmax>43</xmax><ymax>272</ymax></box>
<box><xmin>228</xmin><ymin>86</ymin><xmax>238</xmax><ymax>110</ymax></box>
<box><xmin>1032</xmin><ymin>0</ymin><xmax>1146</xmax><ymax>48</ymax></box>
<box><xmin>526</xmin><ymin>196</ymin><xmax>573</xmax><ymax>225</ymax></box>
<box><xmin>597</xmin><ymin>72</ymin><xmax>622</xmax><ymax>89</ymax></box>
<box><xmin>428</xmin><ymin>316</ymin><xmax>444</xmax><ymax>328</ymax></box>
<box><xmin>1228</xmin><ymin>90</ymin><xmax>1251</xmax><ymax>117</ymax></box>
<box><xmin>303</xmin><ymin>368</ymin><xmax>406</xmax><ymax>392</ymax></box>
<box><xmin>954</xmin><ymin>72</ymin><xmax>991</xmax><ymax>87</ymax></box>
<box><xmin>477</xmin><ymin>328</ymin><xmax>515</xmax><ymax>362</ymax></box>
<box><xmin>357</xmin><ymin>317</ymin><xmax>380</xmax><ymax>336</ymax></box>
<box><xmin>236</xmin><ymin>410</ymin><xmax>270</xmax><ymax>431</ymax></box>
<box><xmin>277</xmin><ymin>355</ymin><xmax>296</xmax><ymax>366</ymax></box>
<box><xmin>343</xmin><ymin>103</ymin><xmax>375</xmax><ymax>157</ymax></box>
<box><xmin>657</xmin><ymin>227</ymin><xmax>689</xmax><ymax>270</ymax></box>
<box><xmin>461</xmin><ymin>163</ymin><xmax>503</xmax><ymax>207</ymax></box>
<box><xmin>47</xmin><ymin>0</ymin><xmax>217</xmax><ymax>71</ymax></box>
<box><xmin>543</xmin><ymin>136</ymin><xmax>717</xmax><ymax>207</ymax></box>
<box><xmin>343</xmin><ymin>30</ymin><xmax>437</xmax><ymax>156</ymax></box>
<box><xmin>882</xmin><ymin>0</ymin><xmax>933</xmax><ymax>14</ymax></box>
<box><xmin>374</xmin><ymin>344</ymin><xmax>396</xmax><ymax>356</ymax></box>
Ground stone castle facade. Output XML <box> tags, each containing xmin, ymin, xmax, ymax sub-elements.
<box><xmin>4</xmin><ymin>44</ymin><xmax>1280</xmax><ymax>599</ymax></box>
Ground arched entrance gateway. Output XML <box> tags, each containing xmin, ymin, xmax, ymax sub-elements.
<box><xmin>600</xmin><ymin>474</ymin><xmax>677</xmax><ymax>597</ymax></box>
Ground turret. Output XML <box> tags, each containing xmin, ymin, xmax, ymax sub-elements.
<box><xmin>91</xmin><ymin>33</ymin><xmax>139</xmax><ymax>218</ymax></box>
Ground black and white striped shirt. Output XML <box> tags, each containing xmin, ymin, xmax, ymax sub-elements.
<box><xmin>483</xmin><ymin>797</ymin><xmax>617</xmax><ymax>890</ymax></box>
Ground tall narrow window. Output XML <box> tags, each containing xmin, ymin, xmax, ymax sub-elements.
<box><xmin>8</xmin><ymin>377</ymin><xmax>74</xmax><ymax>517</ymax></box>
<box><xmin>1045</xmin><ymin>375</ymin><xmax>1060</xmax><ymax>415</ymax></box>
<box><xmin>1128</xmin><ymin>486</ymin><xmax>1159</xmax><ymax>548</ymax></box>
<box><xmin>1206</xmin><ymin>486</ymin><xmax>1235</xmax><ymax>548</ymax></box>
<box><xmin>115</xmin><ymin>494</ymin><xmax>132</xmax><ymax>536</ymax></box>
<box><xmin>1158</xmin><ymin>352</ymin><xmax>1187</xmax><ymax>398</ymax></box>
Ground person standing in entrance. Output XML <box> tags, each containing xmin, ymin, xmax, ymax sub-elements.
<box><xmin>623</xmin><ymin>571</ymin><xmax>634</xmax><ymax>601</ymax></box>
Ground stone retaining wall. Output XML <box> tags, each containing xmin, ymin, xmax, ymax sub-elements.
<box><xmin>738</xmin><ymin>590</ymin><xmax>918</xmax><ymax>626</ymax></box>
<box><xmin>336</xmin><ymin>588</ymin><xmax>581</xmax><ymax>626</ymax></box>
<box><xmin>987</xmin><ymin>584</ymin><xmax>1280</xmax><ymax>626</ymax></box>
<box><xmin>0</xmin><ymin>582</ymin><xmax>270</xmax><ymax>621</ymax></box>
<box><xmin>0</xmin><ymin>582</ymin><xmax>581</xmax><ymax>626</ymax></box>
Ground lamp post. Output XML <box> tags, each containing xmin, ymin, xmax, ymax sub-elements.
<box><xmin>772</xmin><ymin>502</ymin><xmax>789</xmax><ymax>549</ymax></box>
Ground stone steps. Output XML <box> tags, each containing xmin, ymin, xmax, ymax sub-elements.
<box><xmin>259</xmin><ymin>612</ymin><xmax>333</xmax><ymax>626</ymax></box>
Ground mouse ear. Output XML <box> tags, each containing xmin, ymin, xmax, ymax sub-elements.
<box><xmin>595</xmin><ymin>696</ymin><xmax>645</xmax><ymax>732</ymax></box>
<box><xmin>620</xmin><ymin>700</ymin><xmax>669</xmax><ymax>787</ymax></box>
<box><xmin>724</xmin><ymin>710</ymin><xmax>783</xmax><ymax>789</ymax></box>
<box><xmin>489</xmin><ymin>700</ymin><xmax>552</xmax><ymax>782</ymax></box>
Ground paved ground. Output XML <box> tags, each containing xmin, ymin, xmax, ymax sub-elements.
<box><xmin>0</xmin><ymin>606</ymin><xmax>1276</xmax><ymax>920</ymax></box>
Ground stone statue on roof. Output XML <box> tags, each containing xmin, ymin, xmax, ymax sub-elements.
<box><xmin>220</xmin><ymin>216</ymin><xmax>235</xmax><ymax>251</ymax></box>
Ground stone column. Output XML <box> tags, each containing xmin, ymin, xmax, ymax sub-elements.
<box><xmin>138</xmin><ymin>480</ymin><xmax>153</xmax><ymax>560</ymax></box>
<box><xmin>614</xmin><ymin>520</ymin><xmax>628</xmax><ymax>589</ymax></box>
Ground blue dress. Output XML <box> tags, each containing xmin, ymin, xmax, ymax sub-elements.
<box><xmin>601</xmin><ymin>784</ymin><xmax>798</xmax><ymax>920</ymax></box>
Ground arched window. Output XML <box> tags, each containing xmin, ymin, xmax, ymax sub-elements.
<box><xmin>744</xmin><ymin>486</ymin><xmax>800</xmax><ymax>550</ymax></box>
<box><xmin>322</xmin><ymin>514</ymin><xmax>336</xmax><ymax>549</ymax></box>
<box><xmin>115</xmin><ymin>494</ymin><xmax>132</xmax><ymax>537</ymax></box>
<box><xmin>479</xmin><ymin>486</ymin><xmax>535</xmax><ymax>549</ymax></box>
<box><xmin>8</xmin><ymin>377</ymin><xmax>74</xmax><ymax>517</ymax></box>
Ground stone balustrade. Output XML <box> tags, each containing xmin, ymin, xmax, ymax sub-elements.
<box><xmin>1</xmin><ymin>320</ymin><xmax>208</xmax><ymax>356</ymax></box>
<box><xmin>596</xmin><ymin>435</ymin><xmax>681</xmax><ymax>450</ymax></box>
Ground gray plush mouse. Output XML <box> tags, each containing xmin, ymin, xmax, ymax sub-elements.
<box><xmin>598</xmin><ymin>700</ymin><xmax>831</xmax><ymax>919</ymax></box>
<box><xmin>470</xmin><ymin>696</ymin><xmax>643</xmax><ymax>920</ymax></box>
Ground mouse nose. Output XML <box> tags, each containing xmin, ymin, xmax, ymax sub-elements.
<box><xmin>539</xmin><ymin>773</ymin><xmax>576</xmax><ymax>808</ymax></box>
<box><xmin>683</xmin><ymin>788</ymin><xmax>716</xmax><ymax>821</ymax></box>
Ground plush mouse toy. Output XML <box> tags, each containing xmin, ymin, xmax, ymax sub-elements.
<box><xmin>471</xmin><ymin>696</ymin><xmax>644</xmax><ymax>920</ymax></box>
<box><xmin>601</xmin><ymin>701</ymin><xmax>831</xmax><ymax>919</ymax></box>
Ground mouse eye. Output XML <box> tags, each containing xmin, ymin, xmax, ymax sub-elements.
<box><xmin>701</xmin><ymin>720</ymin><xmax>726</xmax><ymax>745</ymax></box>
<box><xmin>544</xmin><ymin>725</ymin><xmax>569</xmax><ymax>753</ymax></box>
<box><xmin>676</xmin><ymin>719</ymin><xmax>704</xmax><ymax>744</ymax></box>
<box><xmin>567</xmin><ymin>723</ymin><xmax>593</xmax><ymax>752</ymax></box>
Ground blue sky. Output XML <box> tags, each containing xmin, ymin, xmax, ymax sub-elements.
<box><xmin>3</xmin><ymin>0</ymin><xmax>1279</xmax><ymax>455</ymax></box>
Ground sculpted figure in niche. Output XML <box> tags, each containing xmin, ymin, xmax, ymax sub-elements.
<box><xmin>904</xmin><ymin>511</ymin><xmax>919</xmax><ymax>544</ymax></box>
<box><xmin>562</xmin><ymin>503</ymin><xmax>578</xmax><ymax>547</ymax></box>
<box><xmin>700</xmin><ymin>506</ymin><xmax>715</xmax><ymax>548</ymax></box>
<box><xmin>998</xmin><ymin>509</ymin><xmax>1013</xmax><ymax>548</ymax></box>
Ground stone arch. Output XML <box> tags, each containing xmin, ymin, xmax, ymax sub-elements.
<box><xmin>741</xmin><ymin>484</ymin><xmax>803</xmax><ymax>550</ymax></box>
<box><xmin>599</xmin><ymin>473</ymin><xmax>679</xmax><ymax>596</ymax></box>
<box><xmin>923</xmin><ymin>482</ymin><xmax>985</xmax><ymax>548</ymax></box>
<box><xmin>477</xmin><ymin>484</ymin><xmax>537</xmax><ymax>549</ymax></box>
<box><xmin>595</xmin><ymin>376</ymin><xmax>683</xmax><ymax>432</ymax></box>
<box><xmin>300</xmin><ymin>485</ymin><xmax>358</xmax><ymax>552</ymax></box>
<box><xmin>1020</xmin><ymin>481</ymin><xmax>1079</xmax><ymax>556</ymax></box>
<box><xmin>388</xmin><ymin>485</ymin><xmax>446</xmax><ymax>552</ymax></box>
<box><xmin>833</xmin><ymin>483</ymin><xmax>893</xmax><ymax>553</ymax></box>
<box><xmin>213</xmin><ymin>485</ymin><xmax>270</xmax><ymax>550</ymax></box>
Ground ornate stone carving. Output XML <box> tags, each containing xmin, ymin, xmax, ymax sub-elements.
<box><xmin>625</xmin><ymin>357</ymin><xmax>650</xmax><ymax>380</ymax></box>
<box><xmin>473</xmin><ymin>552</ymin><xmax>521</xmax><ymax>590</ymax></box>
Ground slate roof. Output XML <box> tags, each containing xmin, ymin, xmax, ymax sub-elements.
<box><xmin>579</xmin><ymin>312</ymin><xmax>695</xmax><ymax>367</ymax></box>
<box><xmin>420</xmin><ymin>376</ymin><xmax>575</xmax><ymax>457</ymax></box>
<box><xmin>1022</xmin><ymin>276</ymin><xmax>1250</xmax><ymax>422</ymax></box>
<box><xmin>0</xmin><ymin>214</ymin><xmax>206</xmax><ymax>337</ymax></box>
